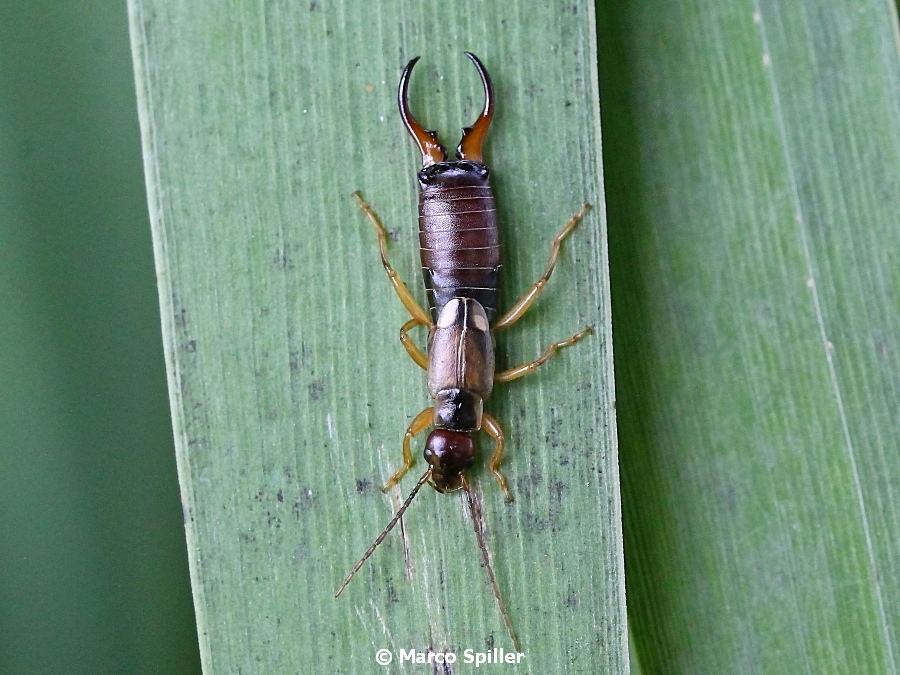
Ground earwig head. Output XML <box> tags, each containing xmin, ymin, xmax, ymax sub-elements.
<box><xmin>423</xmin><ymin>429</ymin><xmax>476</xmax><ymax>493</ymax></box>
<box><xmin>398</xmin><ymin>53</ymin><xmax>494</xmax><ymax>168</ymax></box>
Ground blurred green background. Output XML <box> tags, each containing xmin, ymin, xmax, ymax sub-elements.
<box><xmin>0</xmin><ymin>2</ymin><xmax>200</xmax><ymax>672</ymax></box>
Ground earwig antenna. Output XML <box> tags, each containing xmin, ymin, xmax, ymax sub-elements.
<box><xmin>335</xmin><ymin>469</ymin><xmax>432</xmax><ymax>597</ymax></box>
<box><xmin>461</xmin><ymin>475</ymin><xmax>522</xmax><ymax>651</ymax></box>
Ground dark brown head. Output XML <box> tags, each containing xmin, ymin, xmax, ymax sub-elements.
<box><xmin>423</xmin><ymin>429</ymin><xmax>476</xmax><ymax>493</ymax></box>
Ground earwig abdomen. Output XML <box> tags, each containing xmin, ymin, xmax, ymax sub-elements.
<box><xmin>418</xmin><ymin>162</ymin><xmax>501</xmax><ymax>323</ymax></box>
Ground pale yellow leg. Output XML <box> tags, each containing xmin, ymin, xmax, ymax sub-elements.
<box><xmin>352</xmin><ymin>191</ymin><xmax>432</xmax><ymax>327</ymax></box>
<box><xmin>495</xmin><ymin>327</ymin><xmax>593</xmax><ymax>383</ymax></box>
<box><xmin>382</xmin><ymin>407</ymin><xmax>433</xmax><ymax>492</ymax></box>
<box><xmin>492</xmin><ymin>203</ymin><xmax>591</xmax><ymax>330</ymax></box>
<box><xmin>400</xmin><ymin>318</ymin><xmax>428</xmax><ymax>370</ymax></box>
<box><xmin>482</xmin><ymin>413</ymin><xmax>513</xmax><ymax>502</ymax></box>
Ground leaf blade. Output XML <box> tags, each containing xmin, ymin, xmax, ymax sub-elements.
<box><xmin>129</xmin><ymin>2</ymin><xmax>624</xmax><ymax>672</ymax></box>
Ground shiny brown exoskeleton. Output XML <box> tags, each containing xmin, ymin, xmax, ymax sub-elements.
<box><xmin>336</xmin><ymin>53</ymin><xmax>592</xmax><ymax>651</ymax></box>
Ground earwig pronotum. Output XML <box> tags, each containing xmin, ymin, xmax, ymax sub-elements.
<box><xmin>336</xmin><ymin>52</ymin><xmax>592</xmax><ymax>651</ymax></box>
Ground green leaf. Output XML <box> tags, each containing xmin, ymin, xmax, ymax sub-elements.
<box><xmin>599</xmin><ymin>0</ymin><xmax>900</xmax><ymax>672</ymax></box>
<box><xmin>129</xmin><ymin>1</ymin><xmax>623</xmax><ymax>672</ymax></box>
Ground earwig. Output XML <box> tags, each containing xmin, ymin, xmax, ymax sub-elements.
<box><xmin>337</xmin><ymin>52</ymin><xmax>592</xmax><ymax>652</ymax></box>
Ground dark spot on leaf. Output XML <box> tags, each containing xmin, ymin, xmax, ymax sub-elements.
<box><xmin>273</xmin><ymin>243</ymin><xmax>299</xmax><ymax>269</ymax></box>
<box><xmin>300</xmin><ymin>341</ymin><xmax>311</xmax><ymax>366</ymax></box>
<box><xmin>522</xmin><ymin>513</ymin><xmax>548</xmax><ymax>532</ymax></box>
<box><xmin>292</xmin><ymin>487</ymin><xmax>314</xmax><ymax>519</ymax></box>
<box><xmin>308</xmin><ymin>380</ymin><xmax>326</xmax><ymax>400</ymax></box>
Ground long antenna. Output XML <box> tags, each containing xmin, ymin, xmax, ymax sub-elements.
<box><xmin>461</xmin><ymin>475</ymin><xmax>522</xmax><ymax>651</ymax></box>
<box><xmin>335</xmin><ymin>469</ymin><xmax>432</xmax><ymax>597</ymax></box>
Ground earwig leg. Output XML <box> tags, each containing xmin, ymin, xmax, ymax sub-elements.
<box><xmin>492</xmin><ymin>203</ymin><xmax>591</xmax><ymax>330</ymax></box>
<box><xmin>495</xmin><ymin>327</ymin><xmax>593</xmax><ymax>383</ymax></box>
<box><xmin>382</xmin><ymin>406</ymin><xmax>433</xmax><ymax>492</ymax></box>
<box><xmin>482</xmin><ymin>413</ymin><xmax>512</xmax><ymax>502</ymax></box>
<box><xmin>352</xmin><ymin>191</ymin><xmax>433</xmax><ymax>327</ymax></box>
<box><xmin>400</xmin><ymin>318</ymin><xmax>428</xmax><ymax>370</ymax></box>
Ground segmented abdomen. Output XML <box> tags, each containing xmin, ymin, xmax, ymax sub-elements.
<box><xmin>419</xmin><ymin>172</ymin><xmax>501</xmax><ymax>323</ymax></box>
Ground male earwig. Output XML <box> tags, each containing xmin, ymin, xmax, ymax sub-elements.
<box><xmin>337</xmin><ymin>52</ymin><xmax>592</xmax><ymax>652</ymax></box>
